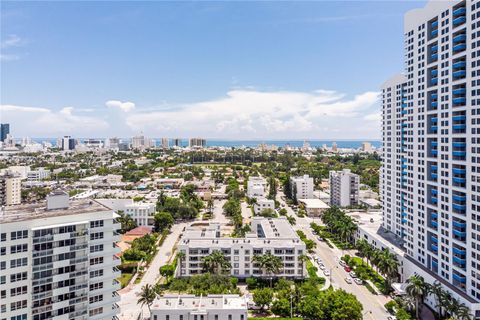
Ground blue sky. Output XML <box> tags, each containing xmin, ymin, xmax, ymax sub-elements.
<box><xmin>1</xmin><ymin>1</ymin><xmax>425</xmax><ymax>139</ymax></box>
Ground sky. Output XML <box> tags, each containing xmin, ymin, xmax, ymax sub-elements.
<box><xmin>0</xmin><ymin>0</ymin><xmax>426</xmax><ymax>140</ymax></box>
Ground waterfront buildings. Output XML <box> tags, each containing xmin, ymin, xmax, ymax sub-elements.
<box><xmin>246</xmin><ymin>176</ymin><xmax>267</xmax><ymax>199</ymax></box>
<box><xmin>131</xmin><ymin>135</ymin><xmax>153</xmax><ymax>150</ymax></box>
<box><xmin>290</xmin><ymin>175</ymin><xmax>314</xmax><ymax>200</ymax></box>
<box><xmin>0</xmin><ymin>123</ymin><xmax>10</xmax><ymax>142</ymax></box>
<box><xmin>329</xmin><ymin>169</ymin><xmax>359</xmax><ymax>207</ymax></box>
<box><xmin>381</xmin><ymin>0</ymin><xmax>480</xmax><ymax>316</ymax></box>
<box><xmin>173</xmin><ymin>138</ymin><xmax>182</xmax><ymax>147</ymax></box>
<box><xmin>0</xmin><ymin>173</ymin><xmax>21</xmax><ymax>206</ymax></box>
<box><xmin>189</xmin><ymin>138</ymin><xmax>207</xmax><ymax>148</ymax></box>
<box><xmin>160</xmin><ymin>137</ymin><xmax>169</xmax><ymax>149</ymax></box>
<box><xmin>0</xmin><ymin>191</ymin><xmax>121</xmax><ymax>320</ymax></box>
<box><xmin>61</xmin><ymin>136</ymin><xmax>76</xmax><ymax>151</ymax></box>
<box><xmin>150</xmin><ymin>295</ymin><xmax>248</xmax><ymax>320</ymax></box>
<box><xmin>176</xmin><ymin>217</ymin><xmax>306</xmax><ymax>279</ymax></box>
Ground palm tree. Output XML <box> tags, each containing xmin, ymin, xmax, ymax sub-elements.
<box><xmin>355</xmin><ymin>239</ymin><xmax>370</xmax><ymax>265</ymax></box>
<box><xmin>176</xmin><ymin>251</ymin><xmax>186</xmax><ymax>276</ymax></box>
<box><xmin>405</xmin><ymin>275</ymin><xmax>429</xmax><ymax>320</ymax></box>
<box><xmin>202</xmin><ymin>250</ymin><xmax>231</xmax><ymax>274</ymax></box>
<box><xmin>298</xmin><ymin>254</ymin><xmax>309</xmax><ymax>278</ymax></box>
<box><xmin>207</xmin><ymin>199</ymin><xmax>214</xmax><ymax>213</ymax></box>
<box><xmin>253</xmin><ymin>253</ymin><xmax>283</xmax><ymax>287</ymax></box>
<box><xmin>376</xmin><ymin>249</ymin><xmax>399</xmax><ymax>293</ymax></box>
<box><xmin>138</xmin><ymin>284</ymin><xmax>157</xmax><ymax>314</ymax></box>
<box><xmin>445</xmin><ymin>297</ymin><xmax>472</xmax><ymax>320</ymax></box>
<box><xmin>428</xmin><ymin>281</ymin><xmax>445</xmax><ymax>320</ymax></box>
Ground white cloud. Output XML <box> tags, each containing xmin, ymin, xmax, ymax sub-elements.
<box><xmin>1</xmin><ymin>34</ymin><xmax>22</xmax><ymax>48</ymax></box>
<box><xmin>0</xmin><ymin>104</ymin><xmax>109</xmax><ymax>136</ymax></box>
<box><xmin>364</xmin><ymin>112</ymin><xmax>381</xmax><ymax>121</ymax></box>
<box><xmin>105</xmin><ymin>100</ymin><xmax>136</xmax><ymax>112</ymax></box>
<box><xmin>125</xmin><ymin>88</ymin><xmax>380</xmax><ymax>139</ymax></box>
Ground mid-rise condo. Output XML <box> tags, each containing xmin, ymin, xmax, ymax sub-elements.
<box><xmin>290</xmin><ymin>175</ymin><xmax>314</xmax><ymax>200</ymax></box>
<box><xmin>329</xmin><ymin>169</ymin><xmax>359</xmax><ymax>207</ymax></box>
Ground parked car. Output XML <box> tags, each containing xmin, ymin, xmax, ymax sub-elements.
<box><xmin>387</xmin><ymin>317</ymin><xmax>397</xmax><ymax>320</ymax></box>
<box><xmin>317</xmin><ymin>236</ymin><xmax>323</xmax><ymax>241</ymax></box>
<box><xmin>349</xmin><ymin>271</ymin><xmax>357</xmax><ymax>278</ymax></box>
<box><xmin>323</xmin><ymin>269</ymin><xmax>330</xmax><ymax>276</ymax></box>
<box><xmin>344</xmin><ymin>266</ymin><xmax>351</xmax><ymax>273</ymax></box>
<box><xmin>339</xmin><ymin>260</ymin><xmax>346</xmax><ymax>267</ymax></box>
<box><xmin>344</xmin><ymin>277</ymin><xmax>353</xmax><ymax>284</ymax></box>
<box><xmin>354</xmin><ymin>278</ymin><xmax>363</xmax><ymax>285</ymax></box>
<box><xmin>319</xmin><ymin>264</ymin><xmax>325</xmax><ymax>270</ymax></box>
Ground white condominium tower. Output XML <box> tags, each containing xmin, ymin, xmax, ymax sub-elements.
<box><xmin>382</xmin><ymin>0</ymin><xmax>480</xmax><ymax>316</ymax></box>
<box><xmin>0</xmin><ymin>191</ymin><xmax>121</xmax><ymax>320</ymax></box>
<box><xmin>329</xmin><ymin>169</ymin><xmax>359</xmax><ymax>207</ymax></box>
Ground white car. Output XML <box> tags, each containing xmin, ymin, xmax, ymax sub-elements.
<box><xmin>349</xmin><ymin>271</ymin><xmax>357</xmax><ymax>278</ymax></box>
<box><xmin>354</xmin><ymin>278</ymin><xmax>363</xmax><ymax>285</ymax></box>
<box><xmin>344</xmin><ymin>277</ymin><xmax>353</xmax><ymax>284</ymax></box>
<box><xmin>323</xmin><ymin>269</ymin><xmax>330</xmax><ymax>276</ymax></box>
<box><xmin>319</xmin><ymin>264</ymin><xmax>325</xmax><ymax>270</ymax></box>
<box><xmin>339</xmin><ymin>260</ymin><xmax>346</xmax><ymax>267</ymax></box>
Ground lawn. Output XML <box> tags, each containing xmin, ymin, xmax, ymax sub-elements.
<box><xmin>117</xmin><ymin>273</ymin><xmax>133</xmax><ymax>288</ymax></box>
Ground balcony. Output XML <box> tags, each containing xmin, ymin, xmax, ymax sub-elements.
<box><xmin>453</xmin><ymin>256</ymin><xmax>466</xmax><ymax>267</ymax></box>
<box><xmin>452</xmin><ymin>194</ymin><xmax>466</xmax><ymax>202</ymax></box>
<box><xmin>453</xmin><ymin>70</ymin><xmax>466</xmax><ymax>79</ymax></box>
<box><xmin>453</xmin><ymin>142</ymin><xmax>466</xmax><ymax>148</ymax></box>
<box><xmin>452</xmin><ymin>115</ymin><xmax>466</xmax><ymax>121</ymax></box>
<box><xmin>431</xmin><ymin>244</ymin><xmax>438</xmax><ymax>252</ymax></box>
<box><xmin>431</xmin><ymin>211</ymin><xmax>438</xmax><ymax>219</ymax></box>
<box><xmin>453</xmin><ymin>97</ymin><xmax>466</xmax><ymax>105</ymax></box>
<box><xmin>453</xmin><ymin>16</ymin><xmax>466</xmax><ymax>27</ymax></box>
<box><xmin>452</xmin><ymin>123</ymin><xmax>466</xmax><ymax>132</ymax></box>
<box><xmin>453</xmin><ymin>43</ymin><xmax>466</xmax><ymax>53</ymax></box>
<box><xmin>453</xmin><ymin>34</ymin><xmax>466</xmax><ymax>43</ymax></box>
<box><xmin>453</xmin><ymin>177</ymin><xmax>466</xmax><ymax>186</ymax></box>
<box><xmin>453</xmin><ymin>273</ymin><xmax>466</xmax><ymax>283</ymax></box>
<box><xmin>453</xmin><ymin>204</ymin><xmax>467</xmax><ymax>214</ymax></box>
<box><xmin>453</xmin><ymin>229</ymin><xmax>466</xmax><ymax>239</ymax></box>
<box><xmin>453</xmin><ymin>247</ymin><xmax>466</xmax><ymax>255</ymax></box>
<box><xmin>430</xmin><ymin>220</ymin><xmax>438</xmax><ymax>228</ymax></box>
<box><xmin>453</xmin><ymin>167</ymin><xmax>466</xmax><ymax>175</ymax></box>
<box><xmin>452</xmin><ymin>151</ymin><xmax>466</xmax><ymax>159</ymax></box>
<box><xmin>453</xmin><ymin>220</ymin><xmax>466</xmax><ymax>228</ymax></box>
<box><xmin>453</xmin><ymin>61</ymin><xmax>466</xmax><ymax>69</ymax></box>
<box><xmin>453</xmin><ymin>7</ymin><xmax>466</xmax><ymax>17</ymax></box>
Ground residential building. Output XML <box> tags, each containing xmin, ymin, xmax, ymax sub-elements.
<box><xmin>0</xmin><ymin>166</ymin><xmax>30</xmax><ymax>179</ymax></box>
<box><xmin>297</xmin><ymin>198</ymin><xmax>329</xmax><ymax>217</ymax></box>
<box><xmin>160</xmin><ymin>137</ymin><xmax>169</xmax><ymax>149</ymax></box>
<box><xmin>247</xmin><ymin>176</ymin><xmax>267</xmax><ymax>199</ymax></box>
<box><xmin>381</xmin><ymin>1</ymin><xmax>480</xmax><ymax>316</ymax></box>
<box><xmin>97</xmin><ymin>199</ymin><xmax>156</xmax><ymax>227</ymax></box>
<box><xmin>0</xmin><ymin>191</ymin><xmax>121</xmax><ymax>320</ymax></box>
<box><xmin>27</xmin><ymin>167</ymin><xmax>51</xmax><ymax>181</ymax></box>
<box><xmin>108</xmin><ymin>137</ymin><xmax>120</xmax><ymax>149</ymax></box>
<box><xmin>189</xmin><ymin>138</ymin><xmax>207</xmax><ymax>148</ymax></box>
<box><xmin>131</xmin><ymin>135</ymin><xmax>153</xmax><ymax>150</ymax></box>
<box><xmin>290</xmin><ymin>175</ymin><xmax>314</xmax><ymax>200</ymax></box>
<box><xmin>329</xmin><ymin>169</ymin><xmax>359</xmax><ymax>207</ymax></box>
<box><xmin>176</xmin><ymin>217</ymin><xmax>306</xmax><ymax>279</ymax></box>
<box><xmin>0</xmin><ymin>123</ymin><xmax>10</xmax><ymax>142</ymax></box>
<box><xmin>61</xmin><ymin>135</ymin><xmax>76</xmax><ymax>151</ymax></box>
<box><xmin>331</xmin><ymin>142</ymin><xmax>338</xmax><ymax>153</ymax></box>
<box><xmin>361</xmin><ymin>142</ymin><xmax>372</xmax><ymax>153</ymax></box>
<box><xmin>254</xmin><ymin>198</ymin><xmax>275</xmax><ymax>215</ymax></box>
<box><xmin>0</xmin><ymin>173</ymin><xmax>21</xmax><ymax>206</ymax></box>
<box><xmin>150</xmin><ymin>295</ymin><xmax>248</xmax><ymax>320</ymax></box>
<box><xmin>173</xmin><ymin>138</ymin><xmax>182</xmax><ymax>147</ymax></box>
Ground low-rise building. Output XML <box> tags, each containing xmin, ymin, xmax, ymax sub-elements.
<box><xmin>151</xmin><ymin>295</ymin><xmax>248</xmax><ymax>320</ymax></box>
<box><xmin>247</xmin><ymin>176</ymin><xmax>267</xmax><ymax>199</ymax></box>
<box><xmin>254</xmin><ymin>198</ymin><xmax>275</xmax><ymax>215</ymax></box>
<box><xmin>27</xmin><ymin>167</ymin><xmax>51</xmax><ymax>181</ymax></box>
<box><xmin>329</xmin><ymin>169</ymin><xmax>359</xmax><ymax>207</ymax></box>
<box><xmin>176</xmin><ymin>217</ymin><xmax>306</xmax><ymax>279</ymax></box>
<box><xmin>97</xmin><ymin>198</ymin><xmax>156</xmax><ymax>227</ymax></box>
<box><xmin>298</xmin><ymin>198</ymin><xmax>329</xmax><ymax>217</ymax></box>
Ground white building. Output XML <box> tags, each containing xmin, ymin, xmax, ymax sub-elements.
<box><xmin>177</xmin><ymin>217</ymin><xmax>306</xmax><ymax>279</ymax></box>
<box><xmin>97</xmin><ymin>198</ymin><xmax>156</xmax><ymax>227</ymax></box>
<box><xmin>131</xmin><ymin>135</ymin><xmax>153</xmax><ymax>150</ymax></box>
<box><xmin>189</xmin><ymin>138</ymin><xmax>206</xmax><ymax>148</ymax></box>
<box><xmin>382</xmin><ymin>1</ymin><xmax>480</xmax><ymax>316</ymax></box>
<box><xmin>151</xmin><ymin>295</ymin><xmax>248</xmax><ymax>320</ymax></box>
<box><xmin>329</xmin><ymin>169</ymin><xmax>359</xmax><ymax>207</ymax></box>
<box><xmin>0</xmin><ymin>191</ymin><xmax>121</xmax><ymax>320</ymax></box>
<box><xmin>361</xmin><ymin>142</ymin><xmax>372</xmax><ymax>153</ymax></box>
<box><xmin>0</xmin><ymin>166</ymin><xmax>31</xmax><ymax>179</ymax></box>
<box><xmin>254</xmin><ymin>198</ymin><xmax>275</xmax><ymax>215</ymax></box>
<box><xmin>61</xmin><ymin>135</ymin><xmax>76</xmax><ymax>151</ymax></box>
<box><xmin>27</xmin><ymin>167</ymin><xmax>51</xmax><ymax>181</ymax></box>
<box><xmin>0</xmin><ymin>173</ymin><xmax>21</xmax><ymax>206</ymax></box>
<box><xmin>298</xmin><ymin>198</ymin><xmax>329</xmax><ymax>217</ymax></box>
<box><xmin>290</xmin><ymin>175</ymin><xmax>314</xmax><ymax>200</ymax></box>
<box><xmin>247</xmin><ymin>176</ymin><xmax>267</xmax><ymax>199</ymax></box>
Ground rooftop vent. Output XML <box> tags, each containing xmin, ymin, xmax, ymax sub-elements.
<box><xmin>46</xmin><ymin>190</ymin><xmax>69</xmax><ymax>210</ymax></box>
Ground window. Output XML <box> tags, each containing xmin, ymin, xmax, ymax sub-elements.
<box><xmin>0</xmin><ymin>233</ymin><xmax>6</xmax><ymax>242</ymax></box>
<box><xmin>0</xmin><ymin>262</ymin><xmax>5</xmax><ymax>270</ymax></box>
<box><xmin>90</xmin><ymin>282</ymin><xmax>103</xmax><ymax>291</ymax></box>
<box><xmin>90</xmin><ymin>220</ymin><xmax>104</xmax><ymax>228</ymax></box>
<box><xmin>90</xmin><ymin>269</ymin><xmax>103</xmax><ymax>278</ymax></box>
<box><xmin>10</xmin><ymin>231</ymin><xmax>27</xmax><ymax>241</ymax></box>
<box><xmin>0</xmin><ymin>290</ymin><xmax>5</xmax><ymax>299</ymax></box>
<box><xmin>11</xmin><ymin>286</ymin><xmax>27</xmax><ymax>297</ymax></box>
<box><xmin>89</xmin><ymin>295</ymin><xmax>103</xmax><ymax>304</ymax></box>
<box><xmin>90</xmin><ymin>244</ymin><xmax>104</xmax><ymax>253</ymax></box>
<box><xmin>11</xmin><ymin>244</ymin><xmax>27</xmax><ymax>254</ymax></box>
<box><xmin>0</xmin><ymin>248</ymin><xmax>4</xmax><ymax>256</ymax></box>
<box><xmin>90</xmin><ymin>257</ymin><xmax>104</xmax><ymax>266</ymax></box>
<box><xmin>11</xmin><ymin>258</ymin><xmax>28</xmax><ymax>268</ymax></box>
<box><xmin>10</xmin><ymin>300</ymin><xmax>27</xmax><ymax>311</ymax></box>
<box><xmin>90</xmin><ymin>232</ymin><xmax>104</xmax><ymax>241</ymax></box>
<box><xmin>89</xmin><ymin>307</ymin><xmax>103</xmax><ymax>317</ymax></box>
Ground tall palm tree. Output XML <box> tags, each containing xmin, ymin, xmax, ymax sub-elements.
<box><xmin>428</xmin><ymin>281</ymin><xmax>445</xmax><ymax>320</ymax></box>
<box><xmin>202</xmin><ymin>250</ymin><xmax>231</xmax><ymax>275</ymax></box>
<box><xmin>176</xmin><ymin>251</ymin><xmax>186</xmax><ymax>276</ymax></box>
<box><xmin>207</xmin><ymin>199</ymin><xmax>214</xmax><ymax>213</ymax></box>
<box><xmin>405</xmin><ymin>275</ymin><xmax>429</xmax><ymax>320</ymax></box>
<box><xmin>376</xmin><ymin>249</ymin><xmax>399</xmax><ymax>292</ymax></box>
<box><xmin>253</xmin><ymin>253</ymin><xmax>283</xmax><ymax>287</ymax></box>
<box><xmin>138</xmin><ymin>284</ymin><xmax>157</xmax><ymax>314</ymax></box>
<box><xmin>454</xmin><ymin>303</ymin><xmax>473</xmax><ymax>320</ymax></box>
<box><xmin>355</xmin><ymin>239</ymin><xmax>370</xmax><ymax>265</ymax></box>
<box><xmin>298</xmin><ymin>254</ymin><xmax>309</xmax><ymax>278</ymax></box>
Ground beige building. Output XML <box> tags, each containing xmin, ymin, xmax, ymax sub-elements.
<box><xmin>0</xmin><ymin>174</ymin><xmax>21</xmax><ymax>206</ymax></box>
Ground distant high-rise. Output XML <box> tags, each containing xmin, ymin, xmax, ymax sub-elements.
<box><xmin>0</xmin><ymin>123</ymin><xmax>10</xmax><ymax>142</ymax></box>
<box><xmin>189</xmin><ymin>138</ymin><xmax>206</xmax><ymax>148</ymax></box>
<box><xmin>382</xmin><ymin>0</ymin><xmax>480</xmax><ymax>316</ymax></box>
<box><xmin>61</xmin><ymin>135</ymin><xmax>76</xmax><ymax>151</ymax></box>
<box><xmin>0</xmin><ymin>173</ymin><xmax>21</xmax><ymax>206</ymax></box>
<box><xmin>131</xmin><ymin>134</ymin><xmax>153</xmax><ymax>150</ymax></box>
<box><xmin>172</xmin><ymin>138</ymin><xmax>182</xmax><ymax>147</ymax></box>
<box><xmin>160</xmin><ymin>137</ymin><xmax>169</xmax><ymax>149</ymax></box>
<box><xmin>331</xmin><ymin>142</ymin><xmax>338</xmax><ymax>152</ymax></box>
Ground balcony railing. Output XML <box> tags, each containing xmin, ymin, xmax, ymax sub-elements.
<box><xmin>453</xmin><ymin>43</ymin><xmax>466</xmax><ymax>53</ymax></box>
<box><xmin>452</xmin><ymin>115</ymin><xmax>466</xmax><ymax>121</ymax></box>
<box><xmin>453</xmin><ymin>7</ymin><xmax>466</xmax><ymax>17</ymax></box>
<box><xmin>453</xmin><ymin>16</ymin><xmax>466</xmax><ymax>27</ymax></box>
<box><xmin>453</xmin><ymin>168</ymin><xmax>466</xmax><ymax>175</ymax></box>
<box><xmin>453</xmin><ymin>273</ymin><xmax>466</xmax><ymax>283</ymax></box>
<box><xmin>453</xmin><ymin>70</ymin><xmax>466</xmax><ymax>79</ymax></box>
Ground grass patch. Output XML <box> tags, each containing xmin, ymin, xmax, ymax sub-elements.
<box><xmin>117</xmin><ymin>273</ymin><xmax>133</xmax><ymax>288</ymax></box>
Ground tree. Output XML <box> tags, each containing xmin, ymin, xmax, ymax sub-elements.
<box><xmin>271</xmin><ymin>298</ymin><xmax>291</xmax><ymax>317</ymax></box>
<box><xmin>202</xmin><ymin>250</ymin><xmax>231</xmax><ymax>275</ymax></box>
<box><xmin>117</xmin><ymin>211</ymin><xmax>137</xmax><ymax>234</ymax></box>
<box><xmin>223</xmin><ymin>198</ymin><xmax>241</xmax><ymax>216</ymax></box>
<box><xmin>253</xmin><ymin>253</ymin><xmax>283</xmax><ymax>287</ymax></box>
<box><xmin>375</xmin><ymin>248</ymin><xmax>399</xmax><ymax>293</ymax></box>
<box><xmin>252</xmin><ymin>287</ymin><xmax>273</xmax><ymax>310</ymax></box>
<box><xmin>428</xmin><ymin>281</ymin><xmax>445</xmax><ymax>320</ymax></box>
<box><xmin>176</xmin><ymin>251</ymin><xmax>186</xmax><ymax>275</ymax></box>
<box><xmin>207</xmin><ymin>199</ymin><xmax>214</xmax><ymax>213</ymax></box>
<box><xmin>159</xmin><ymin>264</ymin><xmax>175</xmax><ymax>278</ymax></box>
<box><xmin>396</xmin><ymin>308</ymin><xmax>414</xmax><ymax>320</ymax></box>
<box><xmin>138</xmin><ymin>284</ymin><xmax>157</xmax><ymax>313</ymax></box>
<box><xmin>405</xmin><ymin>275</ymin><xmax>429</xmax><ymax>320</ymax></box>
<box><xmin>154</xmin><ymin>211</ymin><xmax>174</xmax><ymax>232</ymax></box>
<box><xmin>268</xmin><ymin>176</ymin><xmax>277</xmax><ymax>200</ymax></box>
<box><xmin>258</xmin><ymin>208</ymin><xmax>277</xmax><ymax>218</ymax></box>
<box><xmin>328</xmin><ymin>289</ymin><xmax>363</xmax><ymax>320</ymax></box>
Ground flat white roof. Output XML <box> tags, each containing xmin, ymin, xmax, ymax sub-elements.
<box><xmin>298</xmin><ymin>198</ymin><xmax>329</xmax><ymax>209</ymax></box>
<box><xmin>152</xmin><ymin>294</ymin><xmax>247</xmax><ymax>311</ymax></box>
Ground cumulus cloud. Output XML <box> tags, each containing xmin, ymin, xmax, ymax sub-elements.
<box><xmin>0</xmin><ymin>104</ymin><xmax>109</xmax><ymax>136</ymax></box>
<box><xmin>105</xmin><ymin>100</ymin><xmax>136</xmax><ymax>112</ymax></box>
<box><xmin>125</xmin><ymin>89</ymin><xmax>380</xmax><ymax>139</ymax></box>
<box><xmin>1</xmin><ymin>34</ymin><xmax>25</xmax><ymax>61</ymax></box>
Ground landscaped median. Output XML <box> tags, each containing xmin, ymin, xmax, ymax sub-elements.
<box><xmin>341</xmin><ymin>255</ymin><xmax>386</xmax><ymax>294</ymax></box>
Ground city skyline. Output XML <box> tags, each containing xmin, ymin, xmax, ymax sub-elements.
<box><xmin>1</xmin><ymin>1</ymin><xmax>426</xmax><ymax>139</ymax></box>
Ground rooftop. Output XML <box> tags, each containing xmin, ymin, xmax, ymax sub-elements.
<box><xmin>0</xmin><ymin>198</ymin><xmax>112</xmax><ymax>224</ymax></box>
<box><xmin>152</xmin><ymin>295</ymin><xmax>247</xmax><ymax>311</ymax></box>
<box><xmin>298</xmin><ymin>198</ymin><xmax>329</xmax><ymax>209</ymax></box>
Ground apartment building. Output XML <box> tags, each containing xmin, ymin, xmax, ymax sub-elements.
<box><xmin>0</xmin><ymin>173</ymin><xmax>21</xmax><ymax>206</ymax></box>
<box><xmin>150</xmin><ymin>295</ymin><xmax>248</xmax><ymax>320</ymax></box>
<box><xmin>189</xmin><ymin>138</ymin><xmax>206</xmax><ymax>148</ymax></box>
<box><xmin>0</xmin><ymin>191</ymin><xmax>121</xmax><ymax>320</ymax></box>
<box><xmin>381</xmin><ymin>0</ymin><xmax>480</xmax><ymax>316</ymax></box>
<box><xmin>246</xmin><ymin>177</ymin><xmax>267</xmax><ymax>199</ymax></box>
<box><xmin>290</xmin><ymin>175</ymin><xmax>314</xmax><ymax>200</ymax></box>
<box><xmin>97</xmin><ymin>199</ymin><xmax>156</xmax><ymax>227</ymax></box>
<box><xmin>27</xmin><ymin>168</ymin><xmax>51</xmax><ymax>182</ymax></box>
<box><xmin>176</xmin><ymin>217</ymin><xmax>306</xmax><ymax>279</ymax></box>
<box><xmin>253</xmin><ymin>198</ymin><xmax>275</xmax><ymax>215</ymax></box>
<box><xmin>329</xmin><ymin>169</ymin><xmax>359</xmax><ymax>207</ymax></box>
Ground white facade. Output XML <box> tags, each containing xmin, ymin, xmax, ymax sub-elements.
<box><xmin>160</xmin><ymin>138</ymin><xmax>169</xmax><ymax>149</ymax></box>
<box><xmin>131</xmin><ymin>135</ymin><xmax>153</xmax><ymax>150</ymax></box>
<box><xmin>329</xmin><ymin>169</ymin><xmax>359</xmax><ymax>207</ymax></box>
<box><xmin>27</xmin><ymin>168</ymin><xmax>51</xmax><ymax>181</ymax></box>
<box><xmin>177</xmin><ymin>217</ymin><xmax>306</xmax><ymax>279</ymax></box>
<box><xmin>253</xmin><ymin>198</ymin><xmax>275</xmax><ymax>215</ymax></box>
<box><xmin>97</xmin><ymin>199</ymin><xmax>156</xmax><ymax>227</ymax></box>
<box><xmin>290</xmin><ymin>175</ymin><xmax>314</xmax><ymax>200</ymax></box>
<box><xmin>151</xmin><ymin>295</ymin><xmax>248</xmax><ymax>320</ymax></box>
<box><xmin>0</xmin><ymin>194</ymin><xmax>121</xmax><ymax>320</ymax></box>
<box><xmin>247</xmin><ymin>177</ymin><xmax>266</xmax><ymax>199</ymax></box>
<box><xmin>189</xmin><ymin>138</ymin><xmax>206</xmax><ymax>148</ymax></box>
<box><xmin>0</xmin><ymin>166</ymin><xmax>31</xmax><ymax>180</ymax></box>
<box><xmin>382</xmin><ymin>1</ymin><xmax>480</xmax><ymax>316</ymax></box>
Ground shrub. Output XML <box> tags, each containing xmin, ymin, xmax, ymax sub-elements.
<box><xmin>384</xmin><ymin>300</ymin><xmax>398</xmax><ymax>314</ymax></box>
<box><xmin>246</xmin><ymin>277</ymin><xmax>258</xmax><ymax>289</ymax></box>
